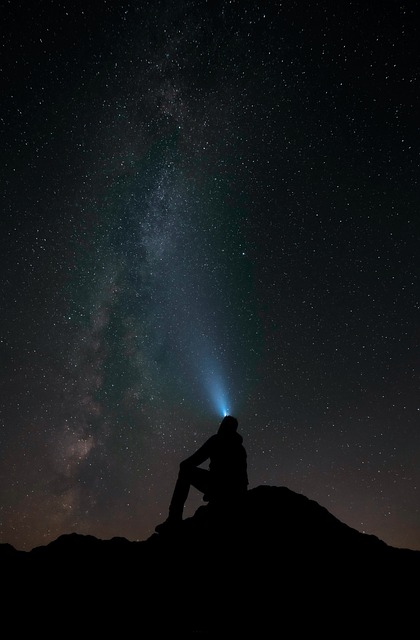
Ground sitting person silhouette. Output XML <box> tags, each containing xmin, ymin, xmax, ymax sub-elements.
<box><xmin>155</xmin><ymin>415</ymin><xmax>248</xmax><ymax>533</ymax></box>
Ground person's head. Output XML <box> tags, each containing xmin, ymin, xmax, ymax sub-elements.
<box><xmin>218</xmin><ymin>415</ymin><xmax>238</xmax><ymax>435</ymax></box>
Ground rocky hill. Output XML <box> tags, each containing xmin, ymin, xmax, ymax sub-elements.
<box><xmin>2</xmin><ymin>485</ymin><xmax>419</xmax><ymax>637</ymax></box>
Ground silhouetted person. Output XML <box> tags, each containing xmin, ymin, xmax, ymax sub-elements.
<box><xmin>155</xmin><ymin>415</ymin><xmax>248</xmax><ymax>533</ymax></box>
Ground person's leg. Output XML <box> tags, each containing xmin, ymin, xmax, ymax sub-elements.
<box><xmin>168</xmin><ymin>466</ymin><xmax>210</xmax><ymax>520</ymax></box>
<box><xmin>155</xmin><ymin>466</ymin><xmax>211</xmax><ymax>532</ymax></box>
<box><xmin>190</xmin><ymin>467</ymin><xmax>211</xmax><ymax>494</ymax></box>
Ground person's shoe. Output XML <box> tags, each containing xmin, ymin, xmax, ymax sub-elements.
<box><xmin>155</xmin><ymin>517</ymin><xmax>182</xmax><ymax>534</ymax></box>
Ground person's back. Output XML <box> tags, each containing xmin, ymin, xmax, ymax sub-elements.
<box><xmin>207</xmin><ymin>427</ymin><xmax>248</xmax><ymax>498</ymax></box>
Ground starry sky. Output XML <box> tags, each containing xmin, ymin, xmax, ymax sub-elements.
<box><xmin>1</xmin><ymin>0</ymin><xmax>419</xmax><ymax>552</ymax></box>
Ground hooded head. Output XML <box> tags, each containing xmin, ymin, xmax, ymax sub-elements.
<box><xmin>218</xmin><ymin>415</ymin><xmax>238</xmax><ymax>435</ymax></box>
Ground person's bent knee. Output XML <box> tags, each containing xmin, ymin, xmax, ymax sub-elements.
<box><xmin>178</xmin><ymin>461</ymin><xmax>194</xmax><ymax>478</ymax></box>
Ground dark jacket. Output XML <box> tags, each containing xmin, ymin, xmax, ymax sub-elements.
<box><xmin>181</xmin><ymin>430</ymin><xmax>248</xmax><ymax>495</ymax></box>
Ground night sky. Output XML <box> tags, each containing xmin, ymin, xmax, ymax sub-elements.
<box><xmin>1</xmin><ymin>1</ymin><xmax>419</xmax><ymax>552</ymax></box>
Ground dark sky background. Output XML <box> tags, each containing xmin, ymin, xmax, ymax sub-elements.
<box><xmin>1</xmin><ymin>0</ymin><xmax>419</xmax><ymax>552</ymax></box>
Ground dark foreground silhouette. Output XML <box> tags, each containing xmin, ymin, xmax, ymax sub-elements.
<box><xmin>3</xmin><ymin>485</ymin><xmax>419</xmax><ymax>638</ymax></box>
<box><xmin>156</xmin><ymin>415</ymin><xmax>248</xmax><ymax>533</ymax></box>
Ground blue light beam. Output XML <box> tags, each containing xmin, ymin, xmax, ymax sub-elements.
<box><xmin>203</xmin><ymin>360</ymin><xmax>230</xmax><ymax>418</ymax></box>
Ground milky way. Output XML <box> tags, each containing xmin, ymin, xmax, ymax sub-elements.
<box><xmin>1</xmin><ymin>1</ymin><xmax>419</xmax><ymax>551</ymax></box>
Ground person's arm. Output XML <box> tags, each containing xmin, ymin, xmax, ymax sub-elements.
<box><xmin>180</xmin><ymin>436</ymin><xmax>216</xmax><ymax>468</ymax></box>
